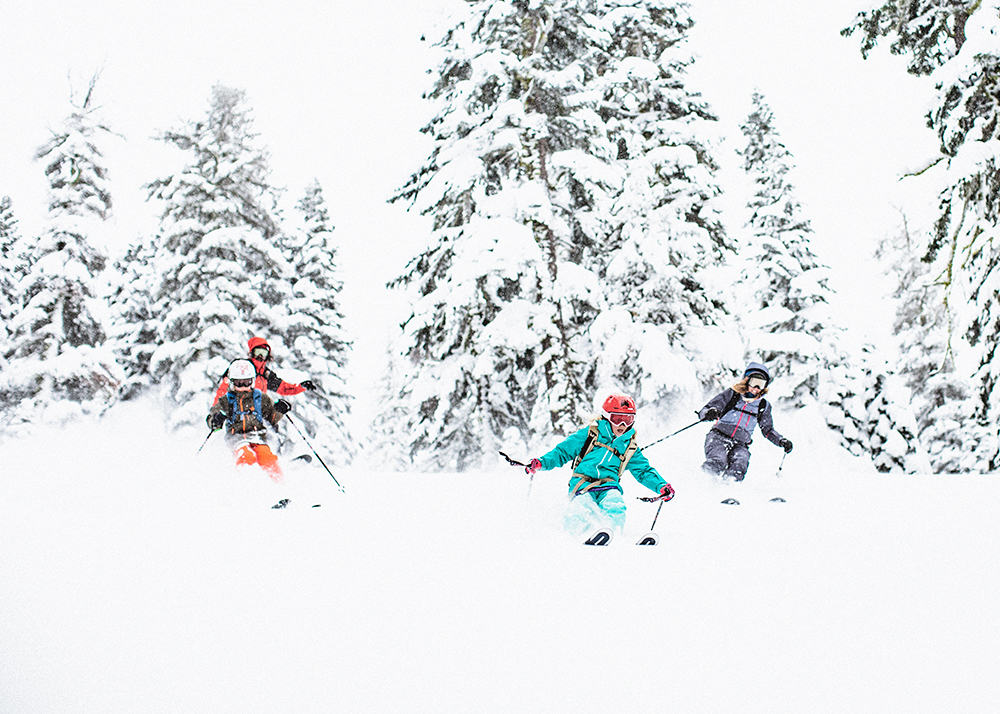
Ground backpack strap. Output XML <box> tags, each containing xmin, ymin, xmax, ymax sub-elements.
<box><xmin>253</xmin><ymin>389</ymin><xmax>263</xmax><ymax>424</ymax></box>
<box><xmin>732</xmin><ymin>395</ymin><xmax>767</xmax><ymax>416</ymax></box>
<box><xmin>570</xmin><ymin>430</ymin><xmax>638</xmax><ymax>496</ymax></box>
<box><xmin>720</xmin><ymin>391</ymin><xmax>741</xmax><ymax>418</ymax></box>
<box><xmin>225</xmin><ymin>389</ymin><xmax>265</xmax><ymax>429</ymax></box>
<box><xmin>571</xmin><ymin>423</ymin><xmax>600</xmax><ymax>471</ymax></box>
<box><xmin>264</xmin><ymin>368</ymin><xmax>282</xmax><ymax>392</ymax></box>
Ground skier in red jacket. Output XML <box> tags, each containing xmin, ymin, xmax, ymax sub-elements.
<box><xmin>213</xmin><ymin>336</ymin><xmax>316</xmax><ymax>405</ymax></box>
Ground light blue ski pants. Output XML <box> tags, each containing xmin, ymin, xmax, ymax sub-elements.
<box><xmin>563</xmin><ymin>488</ymin><xmax>626</xmax><ymax>535</ymax></box>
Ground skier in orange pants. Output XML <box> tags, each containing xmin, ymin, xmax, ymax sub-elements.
<box><xmin>208</xmin><ymin>360</ymin><xmax>291</xmax><ymax>482</ymax></box>
<box><xmin>234</xmin><ymin>442</ymin><xmax>283</xmax><ymax>480</ymax></box>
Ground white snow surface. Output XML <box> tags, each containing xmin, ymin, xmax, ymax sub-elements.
<box><xmin>2</xmin><ymin>400</ymin><xmax>999</xmax><ymax>714</ymax></box>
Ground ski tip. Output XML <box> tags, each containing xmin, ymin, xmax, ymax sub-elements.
<box><xmin>311</xmin><ymin>504</ymin><xmax>322</xmax><ymax>508</ymax></box>
<box><xmin>721</xmin><ymin>497</ymin><xmax>740</xmax><ymax>505</ymax></box>
<box><xmin>769</xmin><ymin>496</ymin><xmax>787</xmax><ymax>503</ymax></box>
<box><xmin>636</xmin><ymin>532</ymin><xmax>659</xmax><ymax>546</ymax></box>
<box><xmin>583</xmin><ymin>529</ymin><xmax>613</xmax><ymax>546</ymax></box>
<box><xmin>271</xmin><ymin>498</ymin><xmax>291</xmax><ymax>509</ymax></box>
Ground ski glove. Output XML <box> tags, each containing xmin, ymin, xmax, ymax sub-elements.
<box><xmin>703</xmin><ymin>407</ymin><xmax>720</xmax><ymax>422</ymax></box>
<box><xmin>274</xmin><ymin>399</ymin><xmax>292</xmax><ymax>415</ymax></box>
<box><xmin>658</xmin><ymin>482</ymin><xmax>676</xmax><ymax>502</ymax></box>
<box><xmin>208</xmin><ymin>412</ymin><xmax>226</xmax><ymax>430</ymax></box>
<box><xmin>525</xmin><ymin>458</ymin><xmax>542</xmax><ymax>476</ymax></box>
<box><xmin>779</xmin><ymin>438</ymin><xmax>793</xmax><ymax>454</ymax></box>
<box><xmin>300</xmin><ymin>380</ymin><xmax>317</xmax><ymax>391</ymax></box>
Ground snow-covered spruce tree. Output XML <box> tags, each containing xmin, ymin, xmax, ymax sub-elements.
<box><xmin>820</xmin><ymin>344</ymin><xmax>930</xmax><ymax>474</ymax></box>
<box><xmin>131</xmin><ymin>85</ymin><xmax>290</xmax><ymax>429</ymax></box>
<box><xmin>876</xmin><ymin>216</ymin><xmax>969</xmax><ymax>472</ymax></box>
<box><xmin>276</xmin><ymin>180</ymin><xmax>354</xmax><ymax>464</ymax></box>
<box><xmin>0</xmin><ymin>78</ymin><xmax>122</xmax><ymax>434</ymax></box>
<box><xmin>734</xmin><ymin>92</ymin><xmax>927</xmax><ymax>472</ymax></box>
<box><xmin>586</xmin><ymin>2</ymin><xmax>735</xmax><ymax>411</ymax></box>
<box><xmin>735</xmin><ymin>91</ymin><xmax>841</xmax><ymax>407</ymax></box>
<box><xmin>0</xmin><ymin>195</ymin><xmax>23</xmax><ymax>374</ymax></box>
<box><xmin>106</xmin><ymin>238</ymin><xmax>160</xmax><ymax>400</ymax></box>
<box><xmin>383</xmin><ymin>0</ymin><xmax>732</xmax><ymax>469</ymax></box>
<box><xmin>844</xmin><ymin>2</ymin><xmax>1000</xmax><ymax>470</ymax></box>
<box><xmin>0</xmin><ymin>196</ymin><xmax>22</xmax><ymax>332</ymax></box>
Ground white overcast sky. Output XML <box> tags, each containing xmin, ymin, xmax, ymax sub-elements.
<box><xmin>1</xmin><ymin>0</ymin><xmax>941</xmax><ymax>379</ymax></box>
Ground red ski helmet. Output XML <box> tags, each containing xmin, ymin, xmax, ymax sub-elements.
<box><xmin>602</xmin><ymin>393</ymin><xmax>636</xmax><ymax>418</ymax></box>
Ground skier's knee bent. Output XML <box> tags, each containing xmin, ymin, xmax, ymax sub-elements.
<box><xmin>597</xmin><ymin>490</ymin><xmax>627</xmax><ymax>531</ymax></box>
<box><xmin>703</xmin><ymin>431</ymin><xmax>730</xmax><ymax>475</ymax></box>
<box><xmin>235</xmin><ymin>445</ymin><xmax>258</xmax><ymax>466</ymax></box>
<box><xmin>725</xmin><ymin>444</ymin><xmax>751</xmax><ymax>481</ymax></box>
<box><xmin>254</xmin><ymin>444</ymin><xmax>283</xmax><ymax>481</ymax></box>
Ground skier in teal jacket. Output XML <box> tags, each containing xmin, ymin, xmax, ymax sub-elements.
<box><xmin>525</xmin><ymin>393</ymin><xmax>674</xmax><ymax>535</ymax></box>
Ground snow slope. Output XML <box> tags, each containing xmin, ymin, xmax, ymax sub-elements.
<box><xmin>2</xmin><ymin>402</ymin><xmax>999</xmax><ymax>714</ymax></box>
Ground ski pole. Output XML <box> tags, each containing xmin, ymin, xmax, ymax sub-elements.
<box><xmin>640</xmin><ymin>419</ymin><xmax>702</xmax><ymax>450</ymax></box>
<box><xmin>499</xmin><ymin>451</ymin><xmax>528</xmax><ymax>467</ymax></box>
<box><xmin>196</xmin><ymin>429</ymin><xmax>217</xmax><ymax>454</ymax></box>
<box><xmin>499</xmin><ymin>451</ymin><xmax>535</xmax><ymax>498</ymax></box>
<box><xmin>285</xmin><ymin>415</ymin><xmax>345</xmax><ymax>492</ymax></box>
<box><xmin>650</xmin><ymin>499</ymin><xmax>665</xmax><ymax>531</ymax></box>
<box><xmin>775</xmin><ymin>451</ymin><xmax>787</xmax><ymax>478</ymax></box>
<box><xmin>638</xmin><ymin>494</ymin><xmax>669</xmax><ymax>530</ymax></box>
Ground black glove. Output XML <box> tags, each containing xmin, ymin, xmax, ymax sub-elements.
<box><xmin>703</xmin><ymin>407</ymin><xmax>720</xmax><ymax>422</ymax></box>
<box><xmin>208</xmin><ymin>412</ymin><xmax>225</xmax><ymax>430</ymax></box>
<box><xmin>274</xmin><ymin>399</ymin><xmax>292</xmax><ymax>415</ymax></box>
<box><xmin>779</xmin><ymin>438</ymin><xmax>793</xmax><ymax>454</ymax></box>
<box><xmin>299</xmin><ymin>380</ymin><xmax>317</xmax><ymax>391</ymax></box>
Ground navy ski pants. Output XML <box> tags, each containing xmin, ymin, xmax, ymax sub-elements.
<box><xmin>702</xmin><ymin>430</ymin><xmax>751</xmax><ymax>481</ymax></box>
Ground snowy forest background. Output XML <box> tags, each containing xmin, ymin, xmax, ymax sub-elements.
<box><xmin>1</xmin><ymin>0</ymin><xmax>997</xmax><ymax>475</ymax></box>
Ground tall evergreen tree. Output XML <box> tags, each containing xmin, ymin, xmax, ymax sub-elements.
<box><xmin>844</xmin><ymin>1</ymin><xmax>1000</xmax><ymax>470</ymax></box>
<box><xmin>106</xmin><ymin>239</ymin><xmax>160</xmax><ymax>400</ymax></box>
<box><xmin>586</xmin><ymin>1</ymin><xmax>734</xmax><ymax>411</ymax></box>
<box><xmin>876</xmin><ymin>217</ymin><xmax>968</xmax><ymax>471</ymax></box>
<box><xmin>0</xmin><ymin>196</ymin><xmax>21</xmax><ymax>331</ymax></box>
<box><xmin>277</xmin><ymin>180</ymin><xmax>354</xmax><ymax>464</ymax></box>
<box><xmin>736</xmin><ymin>91</ymin><xmax>840</xmax><ymax>405</ymax></box>
<box><xmin>0</xmin><ymin>78</ymin><xmax>121</xmax><ymax>433</ymax></box>
<box><xmin>734</xmin><ymin>91</ymin><xmax>927</xmax><ymax>472</ymax></box>
<box><xmin>124</xmin><ymin>85</ymin><xmax>290</xmax><ymax>428</ymax></box>
<box><xmin>382</xmin><ymin>0</ymin><xmax>731</xmax><ymax>469</ymax></box>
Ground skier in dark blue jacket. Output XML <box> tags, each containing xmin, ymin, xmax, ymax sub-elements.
<box><xmin>698</xmin><ymin>362</ymin><xmax>792</xmax><ymax>481</ymax></box>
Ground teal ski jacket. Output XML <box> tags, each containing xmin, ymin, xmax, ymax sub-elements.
<box><xmin>538</xmin><ymin>419</ymin><xmax>667</xmax><ymax>497</ymax></box>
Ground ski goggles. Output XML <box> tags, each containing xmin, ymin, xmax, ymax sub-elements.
<box><xmin>251</xmin><ymin>346</ymin><xmax>270</xmax><ymax>361</ymax></box>
<box><xmin>747</xmin><ymin>376</ymin><xmax>767</xmax><ymax>390</ymax></box>
<box><xmin>231</xmin><ymin>378</ymin><xmax>253</xmax><ymax>389</ymax></box>
<box><xmin>608</xmin><ymin>413</ymin><xmax>635</xmax><ymax>428</ymax></box>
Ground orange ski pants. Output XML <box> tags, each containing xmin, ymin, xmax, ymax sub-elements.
<box><xmin>235</xmin><ymin>444</ymin><xmax>283</xmax><ymax>482</ymax></box>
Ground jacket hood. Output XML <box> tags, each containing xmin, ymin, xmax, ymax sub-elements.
<box><xmin>248</xmin><ymin>336</ymin><xmax>271</xmax><ymax>353</ymax></box>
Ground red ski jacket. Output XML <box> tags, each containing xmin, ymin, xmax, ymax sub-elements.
<box><xmin>213</xmin><ymin>337</ymin><xmax>306</xmax><ymax>404</ymax></box>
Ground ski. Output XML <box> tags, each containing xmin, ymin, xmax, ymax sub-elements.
<box><xmin>636</xmin><ymin>532</ymin><xmax>659</xmax><ymax>546</ymax></box>
<box><xmin>583</xmin><ymin>529</ymin><xmax>613</xmax><ymax>546</ymax></box>
<box><xmin>720</xmin><ymin>497</ymin><xmax>786</xmax><ymax>505</ymax></box>
<box><xmin>271</xmin><ymin>498</ymin><xmax>290</xmax><ymax>509</ymax></box>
